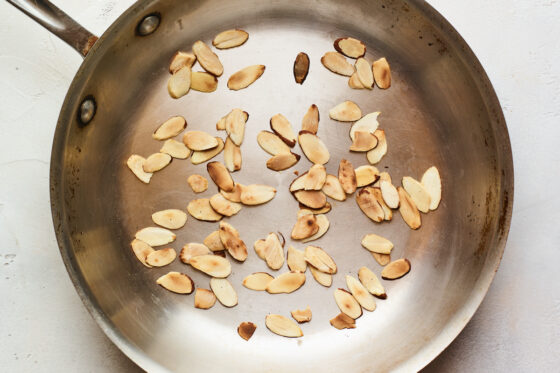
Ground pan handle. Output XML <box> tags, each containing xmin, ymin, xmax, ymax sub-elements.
<box><xmin>6</xmin><ymin>0</ymin><xmax>98</xmax><ymax>57</ymax></box>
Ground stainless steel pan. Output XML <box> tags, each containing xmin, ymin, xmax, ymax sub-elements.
<box><xmin>7</xmin><ymin>0</ymin><xmax>513</xmax><ymax>371</ymax></box>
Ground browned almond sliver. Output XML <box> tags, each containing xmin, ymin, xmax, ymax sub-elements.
<box><xmin>207</xmin><ymin>161</ymin><xmax>234</xmax><ymax>192</ymax></box>
<box><xmin>240</xmin><ymin>184</ymin><xmax>276</xmax><ymax>205</ymax></box>
<box><xmin>265</xmin><ymin>314</ymin><xmax>303</xmax><ymax>338</ymax></box>
<box><xmin>152</xmin><ymin>209</ymin><xmax>188</xmax><ymax>230</ymax></box>
<box><xmin>372</xmin><ymin>252</ymin><xmax>391</xmax><ymax>266</ymax></box>
<box><xmin>380</xmin><ymin>180</ymin><xmax>399</xmax><ymax>209</ymax></box>
<box><xmin>204</xmin><ymin>230</ymin><xmax>226</xmax><ymax>252</ymax></box>
<box><xmin>350</xmin><ymin>131</ymin><xmax>378</xmax><ymax>152</ymax></box>
<box><xmin>322</xmin><ymin>174</ymin><xmax>346</xmax><ymax>201</ymax></box>
<box><xmin>169</xmin><ymin>51</ymin><xmax>196</xmax><ymax>74</ymax></box>
<box><xmin>287</xmin><ymin>246</ymin><xmax>307</xmax><ymax>272</ymax></box>
<box><xmin>153</xmin><ymin>116</ymin><xmax>187</xmax><ymax>140</ymax></box>
<box><xmin>355</xmin><ymin>57</ymin><xmax>374</xmax><ymax>89</ymax></box>
<box><xmin>329</xmin><ymin>101</ymin><xmax>362</xmax><ymax>122</ymax></box>
<box><xmin>267</xmin><ymin>153</ymin><xmax>300</xmax><ymax>171</ymax></box>
<box><xmin>270</xmin><ymin>114</ymin><xmax>297</xmax><ymax>147</ymax></box>
<box><xmin>397</xmin><ymin>187</ymin><xmax>421</xmax><ymax>229</ymax></box>
<box><xmin>209</xmin><ymin>194</ymin><xmax>241</xmax><ymax>217</ymax></box>
<box><xmin>127</xmin><ymin>155</ymin><xmax>153</xmax><ymax>183</ymax></box>
<box><xmin>228</xmin><ymin>65</ymin><xmax>265</xmax><ymax>90</ymax></box>
<box><xmin>294</xmin><ymin>190</ymin><xmax>327</xmax><ymax>209</ymax></box>
<box><xmin>298</xmin><ymin>202</ymin><xmax>332</xmax><ymax>215</ymax></box>
<box><xmin>382</xmin><ymin>258</ymin><xmax>411</xmax><ymax>280</ymax></box>
<box><xmin>224</xmin><ymin>137</ymin><xmax>242</xmax><ymax>172</ymax></box>
<box><xmin>358</xmin><ymin>266</ymin><xmax>387</xmax><ymax>299</ymax></box>
<box><xmin>212</xmin><ymin>29</ymin><xmax>249</xmax><ymax>49</ymax></box>
<box><xmin>373</xmin><ymin>187</ymin><xmax>392</xmax><ymax>221</ymax></box>
<box><xmin>131</xmin><ymin>239</ymin><xmax>154</xmax><ymax>268</ymax></box>
<box><xmin>191</xmin><ymin>138</ymin><xmax>224</xmax><ymax>164</ymax></box>
<box><xmin>350</xmin><ymin>112</ymin><xmax>380</xmax><ymax>141</ymax></box>
<box><xmin>266</xmin><ymin>271</ymin><xmax>306</xmax><ymax>294</ymax></box>
<box><xmin>160</xmin><ymin>139</ymin><xmax>191</xmax><ymax>159</ymax></box>
<box><xmin>334</xmin><ymin>288</ymin><xmax>362</xmax><ymax>319</ymax></box>
<box><xmin>192</xmin><ymin>40</ymin><xmax>223</xmax><ymax>76</ymax></box>
<box><xmin>289</xmin><ymin>172</ymin><xmax>307</xmax><ymax>192</ymax></box>
<box><xmin>157</xmin><ymin>272</ymin><xmax>194</xmax><ymax>294</ymax></box>
<box><xmin>321</xmin><ymin>51</ymin><xmax>354</xmax><ymax>76</ymax></box>
<box><xmin>143</xmin><ymin>153</ymin><xmax>172</xmax><ymax>173</ymax></box>
<box><xmin>373</xmin><ymin>57</ymin><xmax>391</xmax><ymax>89</ymax></box>
<box><xmin>348</xmin><ymin>72</ymin><xmax>365</xmax><ymax>89</ymax></box>
<box><xmin>309</xmin><ymin>266</ymin><xmax>332</xmax><ymax>287</ymax></box>
<box><xmin>238</xmin><ymin>322</ymin><xmax>257</xmax><ymax>341</ymax></box>
<box><xmin>291</xmin><ymin>307</ymin><xmax>312</xmax><ymax>323</ymax></box>
<box><xmin>298</xmin><ymin>131</ymin><xmax>330</xmax><ymax>165</ymax></box>
<box><xmin>210</xmin><ymin>278</ymin><xmax>237</xmax><ymax>307</ymax></box>
<box><xmin>225</xmin><ymin>108</ymin><xmax>246</xmax><ymax>146</ymax></box>
<box><xmin>135</xmin><ymin>227</ymin><xmax>176</xmax><ymax>247</ymax></box>
<box><xmin>373</xmin><ymin>171</ymin><xmax>392</xmax><ymax>187</ymax></box>
<box><xmin>346</xmin><ymin>275</ymin><xmax>376</xmax><ymax>311</ymax></box>
<box><xmin>168</xmin><ymin>66</ymin><xmax>191</xmax><ymax>98</ymax></box>
<box><xmin>304</xmin><ymin>164</ymin><xmax>327</xmax><ymax>190</ymax></box>
<box><xmin>263</xmin><ymin>232</ymin><xmax>285</xmax><ymax>270</ymax></box>
<box><xmin>257</xmin><ymin>131</ymin><xmax>291</xmax><ymax>155</ymax></box>
<box><xmin>253</xmin><ymin>238</ymin><xmax>268</xmax><ymax>260</ymax></box>
<box><xmin>302</xmin><ymin>214</ymin><xmax>329</xmax><ymax>243</ymax></box>
<box><xmin>183</xmin><ymin>131</ymin><xmax>219</xmax><ymax>151</ymax></box>
<box><xmin>191</xmin><ymin>71</ymin><xmax>218</xmax><ymax>92</ymax></box>
<box><xmin>334</xmin><ymin>37</ymin><xmax>366</xmax><ymax>58</ymax></box>
<box><xmin>356</xmin><ymin>187</ymin><xmax>384</xmax><ymax>222</ymax></box>
<box><xmin>293</xmin><ymin>52</ymin><xmax>310</xmax><ymax>84</ymax></box>
<box><xmin>304</xmin><ymin>245</ymin><xmax>337</xmax><ymax>274</ymax></box>
<box><xmin>190</xmin><ymin>254</ymin><xmax>232</xmax><ymax>278</ymax></box>
<box><xmin>242</xmin><ymin>272</ymin><xmax>274</xmax><ymax>291</ymax></box>
<box><xmin>179</xmin><ymin>243</ymin><xmax>211</xmax><ymax>264</ymax></box>
<box><xmin>194</xmin><ymin>288</ymin><xmax>216</xmax><ymax>309</ymax></box>
<box><xmin>355</xmin><ymin>165</ymin><xmax>380</xmax><ymax>187</ymax></box>
<box><xmin>421</xmin><ymin>166</ymin><xmax>442</xmax><ymax>211</ymax></box>
<box><xmin>402</xmin><ymin>176</ymin><xmax>431</xmax><ymax>213</ymax></box>
<box><xmin>187</xmin><ymin>198</ymin><xmax>223</xmax><ymax>222</ymax></box>
<box><xmin>330</xmin><ymin>313</ymin><xmax>356</xmax><ymax>329</ymax></box>
<box><xmin>291</xmin><ymin>214</ymin><xmax>319</xmax><ymax>240</ymax></box>
<box><xmin>218</xmin><ymin>110</ymin><xmax>249</xmax><ymax>131</ymax></box>
<box><xmin>301</xmin><ymin>104</ymin><xmax>319</xmax><ymax>134</ymax></box>
<box><xmin>187</xmin><ymin>174</ymin><xmax>208</xmax><ymax>193</ymax></box>
<box><xmin>338</xmin><ymin>159</ymin><xmax>357</xmax><ymax>195</ymax></box>
<box><xmin>220</xmin><ymin>183</ymin><xmax>244</xmax><ymax>203</ymax></box>
<box><xmin>219</xmin><ymin>221</ymin><xmax>248</xmax><ymax>262</ymax></box>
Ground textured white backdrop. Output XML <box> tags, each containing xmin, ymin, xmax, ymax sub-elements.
<box><xmin>0</xmin><ymin>0</ymin><xmax>558</xmax><ymax>371</ymax></box>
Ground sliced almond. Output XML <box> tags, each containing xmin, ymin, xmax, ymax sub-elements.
<box><xmin>346</xmin><ymin>275</ymin><xmax>376</xmax><ymax>311</ymax></box>
<box><xmin>287</xmin><ymin>246</ymin><xmax>307</xmax><ymax>272</ymax></box>
<box><xmin>160</xmin><ymin>139</ymin><xmax>191</xmax><ymax>159</ymax></box>
<box><xmin>358</xmin><ymin>266</ymin><xmax>387</xmax><ymax>299</ymax></box>
<box><xmin>334</xmin><ymin>288</ymin><xmax>362</xmax><ymax>319</ymax></box>
<box><xmin>294</xmin><ymin>190</ymin><xmax>327</xmax><ymax>209</ymax></box>
<box><xmin>373</xmin><ymin>57</ymin><xmax>391</xmax><ymax>89</ymax></box>
<box><xmin>350</xmin><ymin>112</ymin><xmax>380</xmax><ymax>141</ymax></box>
<box><xmin>372</xmin><ymin>252</ymin><xmax>391</xmax><ymax>266</ymax></box>
<box><xmin>223</xmin><ymin>137</ymin><xmax>242</xmax><ymax>172</ymax></box>
<box><xmin>291</xmin><ymin>307</ymin><xmax>312</xmax><ymax>323</ymax></box>
<box><xmin>220</xmin><ymin>183</ymin><xmax>244</xmax><ymax>202</ymax></box>
<box><xmin>301</xmin><ymin>104</ymin><xmax>319</xmax><ymax>134</ymax></box>
<box><xmin>398</xmin><ymin>187</ymin><xmax>421</xmax><ymax>229</ymax></box>
<box><xmin>191</xmin><ymin>71</ymin><xmax>218</xmax><ymax>92</ymax></box>
<box><xmin>180</xmin><ymin>243</ymin><xmax>211</xmax><ymax>264</ymax></box>
<box><xmin>289</xmin><ymin>172</ymin><xmax>307</xmax><ymax>192</ymax></box>
<box><xmin>266</xmin><ymin>271</ymin><xmax>306</xmax><ymax>294</ymax></box>
<box><xmin>204</xmin><ymin>230</ymin><xmax>226</xmax><ymax>252</ymax></box>
<box><xmin>210</xmin><ymin>278</ymin><xmax>237</xmax><ymax>307</ymax></box>
<box><xmin>254</xmin><ymin>238</ymin><xmax>268</xmax><ymax>260</ymax></box>
<box><xmin>293</xmin><ymin>52</ymin><xmax>310</xmax><ymax>84</ymax></box>
<box><xmin>238</xmin><ymin>321</ymin><xmax>257</xmax><ymax>341</ymax></box>
<box><xmin>266</xmin><ymin>153</ymin><xmax>300</xmax><ymax>171</ymax></box>
<box><xmin>356</xmin><ymin>187</ymin><xmax>384</xmax><ymax>222</ymax></box>
<box><xmin>169</xmin><ymin>51</ymin><xmax>196</xmax><ymax>74</ymax></box>
<box><xmin>304</xmin><ymin>245</ymin><xmax>336</xmax><ymax>274</ymax></box>
<box><xmin>350</xmin><ymin>131</ymin><xmax>378</xmax><ymax>152</ymax></box>
<box><xmin>330</xmin><ymin>313</ymin><xmax>356</xmax><ymax>329</ymax></box>
<box><xmin>143</xmin><ymin>153</ymin><xmax>172</xmax><ymax>173</ymax></box>
<box><xmin>302</xmin><ymin>214</ymin><xmax>329</xmax><ymax>243</ymax></box>
<box><xmin>212</xmin><ymin>29</ymin><xmax>249</xmax><ymax>49</ymax></box>
<box><xmin>321</xmin><ymin>51</ymin><xmax>354</xmax><ymax>76</ymax></box>
<box><xmin>309</xmin><ymin>266</ymin><xmax>332</xmax><ymax>287</ymax></box>
<box><xmin>291</xmin><ymin>214</ymin><xmax>319</xmax><ymax>240</ymax></box>
<box><xmin>225</xmin><ymin>108</ymin><xmax>246</xmax><ymax>146</ymax></box>
<box><xmin>126</xmin><ymin>155</ymin><xmax>153</xmax><ymax>183</ymax></box>
<box><xmin>264</xmin><ymin>233</ymin><xmax>285</xmax><ymax>270</ymax></box>
<box><xmin>194</xmin><ymin>288</ymin><xmax>216</xmax><ymax>309</ymax></box>
<box><xmin>192</xmin><ymin>40</ymin><xmax>223</xmax><ymax>76</ymax></box>
<box><xmin>156</xmin><ymin>272</ymin><xmax>194</xmax><ymax>294</ymax></box>
<box><xmin>217</xmin><ymin>110</ymin><xmax>249</xmax><ymax>131</ymax></box>
<box><xmin>402</xmin><ymin>176</ymin><xmax>431</xmax><ymax>213</ymax></box>
<box><xmin>355</xmin><ymin>165</ymin><xmax>380</xmax><ymax>187</ymax></box>
<box><xmin>373</xmin><ymin>171</ymin><xmax>392</xmax><ymax>187</ymax></box>
<box><xmin>322</xmin><ymin>174</ymin><xmax>346</xmax><ymax>201</ymax></box>
<box><xmin>240</xmin><ymin>184</ymin><xmax>276</xmax><ymax>205</ymax></box>
<box><xmin>380</xmin><ymin>180</ymin><xmax>399</xmax><ymax>209</ymax></box>
<box><xmin>187</xmin><ymin>198</ymin><xmax>223</xmax><ymax>222</ymax></box>
<box><xmin>242</xmin><ymin>272</ymin><xmax>274</xmax><ymax>291</ymax></box>
<box><xmin>348</xmin><ymin>72</ymin><xmax>365</xmax><ymax>89</ymax></box>
<box><xmin>334</xmin><ymin>37</ymin><xmax>366</xmax><ymax>58</ymax></box>
<box><xmin>228</xmin><ymin>65</ymin><xmax>265</xmax><ymax>90</ymax></box>
<box><xmin>207</xmin><ymin>161</ymin><xmax>234</xmax><ymax>192</ymax></box>
<box><xmin>355</xmin><ymin>58</ymin><xmax>374</xmax><ymax>89</ymax></box>
<box><xmin>304</xmin><ymin>164</ymin><xmax>327</xmax><ymax>190</ymax></box>
<box><xmin>329</xmin><ymin>101</ymin><xmax>362</xmax><ymax>122</ymax></box>
<box><xmin>135</xmin><ymin>227</ymin><xmax>176</xmax><ymax>246</ymax></box>
<box><xmin>265</xmin><ymin>314</ymin><xmax>303</xmax><ymax>337</ymax></box>
<box><xmin>219</xmin><ymin>221</ymin><xmax>248</xmax><ymax>261</ymax></box>
<box><xmin>421</xmin><ymin>166</ymin><xmax>442</xmax><ymax>210</ymax></box>
<box><xmin>191</xmin><ymin>137</ymin><xmax>224</xmax><ymax>164</ymax></box>
<box><xmin>209</xmin><ymin>194</ymin><xmax>241</xmax><ymax>217</ymax></box>
<box><xmin>187</xmin><ymin>174</ymin><xmax>208</xmax><ymax>193</ymax></box>
<box><xmin>367</xmin><ymin>129</ymin><xmax>387</xmax><ymax>164</ymax></box>
<box><xmin>298</xmin><ymin>131</ymin><xmax>330</xmax><ymax>164</ymax></box>
<box><xmin>270</xmin><ymin>114</ymin><xmax>297</xmax><ymax>147</ymax></box>
<box><xmin>338</xmin><ymin>159</ymin><xmax>357</xmax><ymax>195</ymax></box>
<box><xmin>151</xmin><ymin>209</ymin><xmax>187</xmax><ymax>230</ymax></box>
<box><xmin>130</xmin><ymin>239</ymin><xmax>154</xmax><ymax>268</ymax></box>
<box><xmin>153</xmin><ymin>116</ymin><xmax>187</xmax><ymax>140</ymax></box>
<box><xmin>190</xmin><ymin>255</ymin><xmax>231</xmax><ymax>278</ymax></box>
<box><xmin>183</xmin><ymin>131</ymin><xmax>219</xmax><ymax>151</ymax></box>
<box><xmin>382</xmin><ymin>258</ymin><xmax>411</xmax><ymax>279</ymax></box>
<box><xmin>257</xmin><ymin>131</ymin><xmax>291</xmax><ymax>155</ymax></box>
<box><xmin>368</xmin><ymin>187</ymin><xmax>390</xmax><ymax>221</ymax></box>
<box><xmin>298</xmin><ymin>202</ymin><xmax>332</xmax><ymax>215</ymax></box>
<box><xmin>167</xmin><ymin>66</ymin><xmax>191</xmax><ymax>98</ymax></box>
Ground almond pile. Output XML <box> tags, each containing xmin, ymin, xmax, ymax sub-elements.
<box><xmin>126</xmin><ymin>31</ymin><xmax>443</xmax><ymax>340</ymax></box>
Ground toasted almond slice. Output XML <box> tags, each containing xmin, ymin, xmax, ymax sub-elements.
<box><xmin>143</xmin><ymin>153</ymin><xmax>172</xmax><ymax>173</ymax></box>
<box><xmin>183</xmin><ymin>131</ymin><xmax>219</xmax><ymax>151</ymax></box>
<box><xmin>209</xmin><ymin>194</ymin><xmax>242</xmax><ymax>217</ymax></box>
<box><xmin>329</xmin><ymin>101</ymin><xmax>362</xmax><ymax>122</ymax></box>
<box><xmin>135</xmin><ymin>227</ymin><xmax>176</xmax><ymax>246</ymax></box>
<box><xmin>212</xmin><ymin>29</ymin><xmax>249</xmax><ymax>49</ymax></box>
<box><xmin>167</xmin><ymin>66</ymin><xmax>191</xmax><ymax>98</ymax></box>
<box><xmin>338</xmin><ymin>159</ymin><xmax>357</xmax><ymax>195</ymax></box>
<box><xmin>356</xmin><ymin>187</ymin><xmax>384</xmax><ymax>222</ymax></box>
<box><xmin>350</xmin><ymin>131</ymin><xmax>378</xmax><ymax>152</ymax></box>
<box><xmin>289</xmin><ymin>172</ymin><xmax>307</xmax><ymax>192</ymax></box>
<box><xmin>321</xmin><ymin>51</ymin><xmax>354</xmax><ymax>76</ymax></box>
<box><xmin>301</xmin><ymin>104</ymin><xmax>319</xmax><ymax>134</ymax></box>
<box><xmin>334</xmin><ymin>288</ymin><xmax>362</xmax><ymax>319</ymax></box>
<box><xmin>350</xmin><ymin>112</ymin><xmax>380</xmax><ymax>141</ymax></box>
<box><xmin>127</xmin><ymin>155</ymin><xmax>153</xmax><ymax>183</ymax></box>
<box><xmin>304</xmin><ymin>245</ymin><xmax>337</xmax><ymax>274</ymax></box>
<box><xmin>225</xmin><ymin>108</ymin><xmax>246</xmax><ymax>146</ymax></box>
<box><xmin>309</xmin><ymin>266</ymin><xmax>332</xmax><ymax>287</ymax></box>
<box><xmin>187</xmin><ymin>198</ymin><xmax>223</xmax><ymax>222</ymax></box>
<box><xmin>330</xmin><ymin>313</ymin><xmax>356</xmax><ymax>329</ymax></box>
<box><xmin>130</xmin><ymin>239</ymin><xmax>154</xmax><ymax>268</ymax></box>
<box><xmin>402</xmin><ymin>176</ymin><xmax>431</xmax><ymax>213</ymax></box>
<box><xmin>151</xmin><ymin>209</ymin><xmax>188</xmax><ymax>230</ymax></box>
<box><xmin>346</xmin><ymin>275</ymin><xmax>376</xmax><ymax>311</ymax></box>
<box><xmin>266</xmin><ymin>271</ymin><xmax>306</xmax><ymax>294</ymax></box>
<box><xmin>207</xmin><ymin>161</ymin><xmax>234</xmax><ymax>192</ymax></box>
<box><xmin>160</xmin><ymin>139</ymin><xmax>191</xmax><ymax>159</ymax></box>
<box><xmin>240</xmin><ymin>184</ymin><xmax>276</xmax><ymax>205</ymax></box>
<box><xmin>372</xmin><ymin>252</ymin><xmax>391</xmax><ymax>266</ymax></box>
<box><xmin>382</xmin><ymin>258</ymin><xmax>411</xmax><ymax>279</ymax></box>
<box><xmin>356</xmin><ymin>165</ymin><xmax>380</xmax><ymax>187</ymax></box>
<box><xmin>169</xmin><ymin>51</ymin><xmax>196</xmax><ymax>74</ymax></box>
<box><xmin>370</xmin><ymin>187</ymin><xmax>391</xmax><ymax>220</ymax></box>
<box><xmin>291</xmin><ymin>307</ymin><xmax>312</xmax><ymax>323</ymax></box>
<box><xmin>398</xmin><ymin>187</ymin><xmax>421</xmax><ymax>229</ymax></box>
<box><xmin>294</xmin><ymin>190</ymin><xmax>327</xmax><ymax>209</ymax></box>
<box><xmin>380</xmin><ymin>180</ymin><xmax>399</xmax><ymax>209</ymax></box>
<box><xmin>194</xmin><ymin>288</ymin><xmax>216</xmax><ymax>309</ymax></box>
<box><xmin>157</xmin><ymin>272</ymin><xmax>194</xmax><ymax>294</ymax></box>
<box><xmin>287</xmin><ymin>246</ymin><xmax>307</xmax><ymax>272</ymax></box>
<box><xmin>190</xmin><ymin>255</ymin><xmax>231</xmax><ymax>278</ymax></box>
<box><xmin>187</xmin><ymin>174</ymin><xmax>208</xmax><ymax>193</ymax></box>
<box><xmin>220</xmin><ymin>183</ymin><xmax>244</xmax><ymax>202</ymax></box>
<box><xmin>192</xmin><ymin>40</ymin><xmax>223</xmax><ymax>76</ymax></box>
<box><xmin>367</xmin><ymin>129</ymin><xmax>387</xmax><ymax>164</ymax></box>
<box><xmin>228</xmin><ymin>65</ymin><xmax>265</xmax><ymax>90</ymax></box>
<box><xmin>358</xmin><ymin>266</ymin><xmax>387</xmax><ymax>299</ymax></box>
<box><xmin>223</xmin><ymin>137</ymin><xmax>242</xmax><ymax>172</ymax></box>
<box><xmin>204</xmin><ymin>230</ymin><xmax>226</xmax><ymax>252</ymax></box>
<box><xmin>373</xmin><ymin>171</ymin><xmax>392</xmax><ymax>187</ymax></box>
<box><xmin>219</xmin><ymin>221</ymin><xmax>248</xmax><ymax>261</ymax></box>
<box><xmin>355</xmin><ymin>58</ymin><xmax>374</xmax><ymax>89</ymax></box>
<box><xmin>348</xmin><ymin>72</ymin><xmax>365</xmax><ymax>89</ymax></box>
<box><xmin>322</xmin><ymin>174</ymin><xmax>346</xmax><ymax>201</ymax></box>
<box><xmin>191</xmin><ymin>137</ymin><xmax>224</xmax><ymax>164</ymax></box>
<box><xmin>270</xmin><ymin>114</ymin><xmax>297</xmax><ymax>147</ymax></box>
<box><xmin>265</xmin><ymin>314</ymin><xmax>303</xmax><ymax>337</ymax></box>
<box><xmin>421</xmin><ymin>166</ymin><xmax>442</xmax><ymax>210</ymax></box>
<box><xmin>301</xmin><ymin>214</ymin><xmax>329</xmax><ymax>243</ymax></box>
<box><xmin>298</xmin><ymin>131</ymin><xmax>330</xmax><ymax>164</ymax></box>
<box><xmin>304</xmin><ymin>164</ymin><xmax>327</xmax><ymax>190</ymax></box>
<box><xmin>191</xmin><ymin>71</ymin><xmax>218</xmax><ymax>92</ymax></box>
<box><xmin>210</xmin><ymin>278</ymin><xmax>237</xmax><ymax>307</ymax></box>
<box><xmin>298</xmin><ymin>202</ymin><xmax>332</xmax><ymax>214</ymax></box>
<box><xmin>293</xmin><ymin>52</ymin><xmax>310</xmax><ymax>84</ymax></box>
<box><xmin>373</xmin><ymin>57</ymin><xmax>391</xmax><ymax>89</ymax></box>
<box><xmin>238</xmin><ymin>321</ymin><xmax>257</xmax><ymax>341</ymax></box>
<box><xmin>218</xmin><ymin>110</ymin><xmax>249</xmax><ymax>131</ymax></box>
<box><xmin>291</xmin><ymin>214</ymin><xmax>319</xmax><ymax>240</ymax></box>
<box><xmin>257</xmin><ymin>131</ymin><xmax>291</xmax><ymax>155</ymax></box>
<box><xmin>254</xmin><ymin>238</ymin><xmax>268</xmax><ymax>260</ymax></box>
<box><xmin>242</xmin><ymin>272</ymin><xmax>274</xmax><ymax>291</ymax></box>
<box><xmin>180</xmin><ymin>243</ymin><xmax>211</xmax><ymax>264</ymax></box>
<box><xmin>266</xmin><ymin>153</ymin><xmax>300</xmax><ymax>171</ymax></box>
<box><xmin>153</xmin><ymin>116</ymin><xmax>187</xmax><ymax>140</ymax></box>
<box><xmin>264</xmin><ymin>233</ymin><xmax>285</xmax><ymax>270</ymax></box>
<box><xmin>334</xmin><ymin>37</ymin><xmax>366</xmax><ymax>58</ymax></box>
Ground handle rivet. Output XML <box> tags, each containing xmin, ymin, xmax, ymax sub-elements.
<box><xmin>79</xmin><ymin>97</ymin><xmax>96</xmax><ymax>125</ymax></box>
<box><xmin>137</xmin><ymin>14</ymin><xmax>160</xmax><ymax>36</ymax></box>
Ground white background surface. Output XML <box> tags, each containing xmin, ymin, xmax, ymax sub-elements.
<box><xmin>1</xmin><ymin>0</ymin><xmax>559</xmax><ymax>371</ymax></box>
